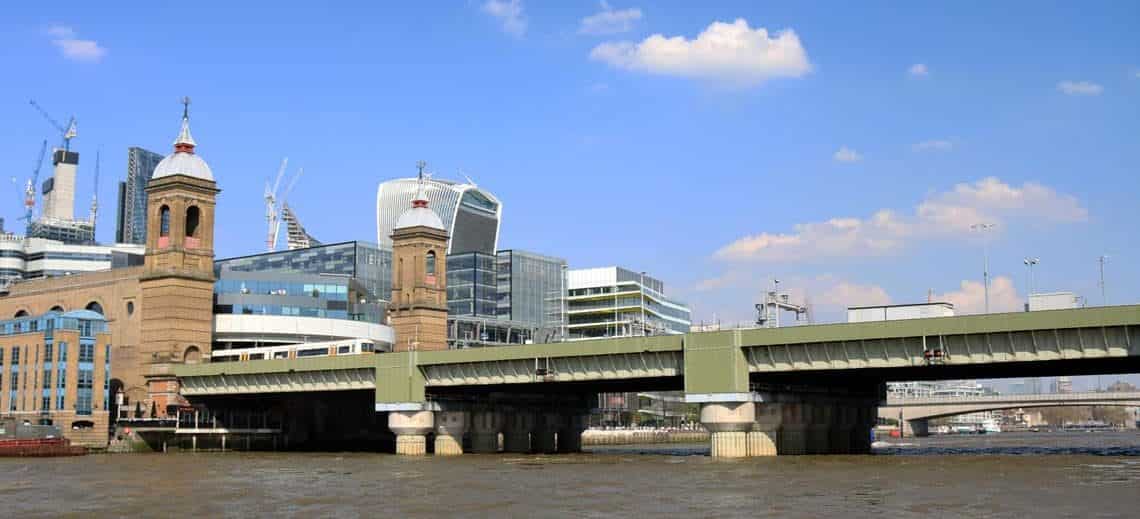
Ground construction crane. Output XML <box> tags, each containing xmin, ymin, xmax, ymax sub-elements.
<box><xmin>29</xmin><ymin>100</ymin><xmax>77</xmax><ymax>152</ymax></box>
<box><xmin>19</xmin><ymin>140</ymin><xmax>48</xmax><ymax>231</ymax></box>
<box><xmin>89</xmin><ymin>148</ymin><xmax>101</xmax><ymax>227</ymax></box>
<box><xmin>264</xmin><ymin>159</ymin><xmax>304</xmax><ymax>252</ymax></box>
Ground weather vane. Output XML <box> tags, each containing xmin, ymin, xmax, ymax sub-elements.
<box><xmin>181</xmin><ymin>96</ymin><xmax>191</xmax><ymax>118</ymax></box>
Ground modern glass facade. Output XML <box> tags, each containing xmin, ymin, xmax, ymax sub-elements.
<box><xmin>565</xmin><ymin>267</ymin><xmax>691</xmax><ymax>340</ymax></box>
<box><xmin>116</xmin><ymin>147</ymin><xmax>164</xmax><ymax>245</ymax></box>
<box><xmin>446</xmin><ymin>252</ymin><xmax>498</xmax><ymax>318</ymax></box>
<box><xmin>214</xmin><ymin>241</ymin><xmax>391</xmax><ymax>323</ymax></box>
<box><xmin>496</xmin><ymin>249</ymin><xmax>567</xmax><ymax>342</ymax></box>
<box><xmin>376</xmin><ymin>177</ymin><xmax>502</xmax><ymax>254</ymax></box>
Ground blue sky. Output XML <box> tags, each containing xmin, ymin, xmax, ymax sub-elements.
<box><xmin>1</xmin><ymin>1</ymin><xmax>1138</xmax><ymax>388</ymax></box>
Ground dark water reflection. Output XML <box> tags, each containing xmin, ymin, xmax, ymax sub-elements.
<box><xmin>1</xmin><ymin>431</ymin><xmax>1136</xmax><ymax>518</ymax></box>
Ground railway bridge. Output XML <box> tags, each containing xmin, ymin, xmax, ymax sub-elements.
<box><xmin>173</xmin><ymin>305</ymin><xmax>1140</xmax><ymax>457</ymax></box>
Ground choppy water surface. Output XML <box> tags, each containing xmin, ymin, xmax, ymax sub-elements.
<box><xmin>1</xmin><ymin>431</ymin><xmax>1137</xmax><ymax>518</ymax></box>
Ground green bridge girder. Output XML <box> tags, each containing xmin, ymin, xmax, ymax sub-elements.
<box><xmin>173</xmin><ymin>305</ymin><xmax>1140</xmax><ymax>406</ymax></box>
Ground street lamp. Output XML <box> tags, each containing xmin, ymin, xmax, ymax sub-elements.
<box><xmin>1023</xmin><ymin>257</ymin><xmax>1039</xmax><ymax>305</ymax></box>
<box><xmin>971</xmin><ymin>223</ymin><xmax>996</xmax><ymax>313</ymax></box>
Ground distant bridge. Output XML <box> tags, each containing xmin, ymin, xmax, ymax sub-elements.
<box><xmin>879</xmin><ymin>391</ymin><xmax>1140</xmax><ymax>435</ymax></box>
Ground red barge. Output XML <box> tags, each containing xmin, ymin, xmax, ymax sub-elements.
<box><xmin>0</xmin><ymin>418</ymin><xmax>88</xmax><ymax>457</ymax></box>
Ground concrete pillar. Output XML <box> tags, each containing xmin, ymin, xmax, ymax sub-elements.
<box><xmin>469</xmin><ymin>410</ymin><xmax>503</xmax><ymax>453</ymax></box>
<box><xmin>904</xmin><ymin>418</ymin><xmax>929</xmax><ymax>438</ymax></box>
<box><xmin>557</xmin><ymin>412</ymin><xmax>587</xmax><ymax>453</ymax></box>
<box><xmin>851</xmin><ymin>404</ymin><xmax>875</xmax><ymax>454</ymax></box>
<box><xmin>503</xmin><ymin>408</ymin><xmax>536</xmax><ymax>453</ymax></box>
<box><xmin>805</xmin><ymin>401</ymin><xmax>833</xmax><ymax>455</ymax></box>
<box><xmin>748</xmin><ymin>403</ymin><xmax>782</xmax><ymax>457</ymax></box>
<box><xmin>777</xmin><ymin>403</ymin><xmax>807</xmax><ymax>455</ymax></box>
<box><xmin>434</xmin><ymin>410</ymin><xmax>468</xmax><ymax>456</ymax></box>
<box><xmin>221</xmin><ymin>435</ymin><xmax>226</xmax><ymax>451</ymax></box>
<box><xmin>388</xmin><ymin>410</ymin><xmax>434</xmax><ymax>456</ymax></box>
<box><xmin>700</xmin><ymin>401</ymin><xmax>755</xmax><ymax>458</ymax></box>
<box><xmin>828</xmin><ymin>404</ymin><xmax>854</xmax><ymax>455</ymax></box>
<box><xmin>533</xmin><ymin>411</ymin><xmax>564</xmax><ymax>454</ymax></box>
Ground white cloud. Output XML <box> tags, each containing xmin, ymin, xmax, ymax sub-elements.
<box><xmin>935</xmin><ymin>276</ymin><xmax>1021</xmax><ymax>314</ymax></box>
<box><xmin>908</xmin><ymin>63</ymin><xmax>929</xmax><ymax>77</ymax></box>
<box><xmin>913</xmin><ymin>139</ymin><xmax>953</xmax><ymax>152</ymax></box>
<box><xmin>482</xmin><ymin>0</ymin><xmax>527</xmax><ymax>37</ymax></box>
<box><xmin>46</xmin><ymin>25</ymin><xmax>106</xmax><ymax>62</ymax></box>
<box><xmin>590</xmin><ymin>18</ymin><xmax>812</xmax><ymax>86</ymax></box>
<box><xmin>714</xmin><ymin>177</ymin><xmax>1087</xmax><ymax>262</ymax></box>
<box><xmin>833</xmin><ymin>146</ymin><xmax>862</xmax><ymax>163</ymax></box>
<box><xmin>580</xmin><ymin>1</ymin><xmax>642</xmax><ymax>35</ymax></box>
<box><xmin>1057</xmin><ymin>80</ymin><xmax>1103</xmax><ymax>96</ymax></box>
<box><xmin>817</xmin><ymin>281</ymin><xmax>892</xmax><ymax>308</ymax></box>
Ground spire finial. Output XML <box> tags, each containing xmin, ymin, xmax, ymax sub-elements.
<box><xmin>174</xmin><ymin>96</ymin><xmax>197</xmax><ymax>153</ymax></box>
<box><xmin>412</xmin><ymin>160</ymin><xmax>429</xmax><ymax>208</ymax></box>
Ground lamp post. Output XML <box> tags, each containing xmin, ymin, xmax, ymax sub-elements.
<box><xmin>971</xmin><ymin>223</ymin><xmax>996</xmax><ymax>313</ymax></box>
<box><xmin>1023</xmin><ymin>257</ymin><xmax>1039</xmax><ymax>309</ymax></box>
<box><xmin>1098</xmin><ymin>255</ymin><xmax>1109</xmax><ymax>306</ymax></box>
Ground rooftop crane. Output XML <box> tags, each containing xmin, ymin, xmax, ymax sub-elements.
<box><xmin>265</xmin><ymin>158</ymin><xmax>288</xmax><ymax>252</ymax></box>
<box><xmin>29</xmin><ymin>100</ymin><xmax>77</xmax><ymax>152</ymax></box>
<box><xmin>89</xmin><ymin>148</ymin><xmax>101</xmax><ymax>227</ymax></box>
<box><xmin>19</xmin><ymin>140</ymin><xmax>48</xmax><ymax>231</ymax></box>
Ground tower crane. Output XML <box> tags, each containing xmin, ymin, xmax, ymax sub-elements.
<box><xmin>28</xmin><ymin>100</ymin><xmax>77</xmax><ymax>151</ymax></box>
<box><xmin>271</xmin><ymin>167</ymin><xmax>303</xmax><ymax>250</ymax></box>
<box><xmin>265</xmin><ymin>158</ymin><xmax>288</xmax><ymax>252</ymax></box>
<box><xmin>89</xmin><ymin>148</ymin><xmax>101</xmax><ymax>227</ymax></box>
<box><xmin>19</xmin><ymin>140</ymin><xmax>48</xmax><ymax>231</ymax></box>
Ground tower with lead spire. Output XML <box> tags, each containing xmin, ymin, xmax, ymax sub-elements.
<box><xmin>139</xmin><ymin>98</ymin><xmax>221</xmax><ymax>412</ymax></box>
<box><xmin>389</xmin><ymin>161</ymin><xmax>450</xmax><ymax>351</ymax></box>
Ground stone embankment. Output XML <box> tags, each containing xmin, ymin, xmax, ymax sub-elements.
<box><xmin>581</xmin><ymin>428</ymin><xmax>708</xmax><ymax>446</ymax></box>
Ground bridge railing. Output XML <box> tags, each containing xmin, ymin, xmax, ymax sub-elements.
<box><xmin>885</xmin><ymin>391</ymin><xmax>1140</xmax><ymax>405</ymax></box>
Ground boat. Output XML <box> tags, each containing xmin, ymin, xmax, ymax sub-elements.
<box><xmin>0</xmin><ymin>418</ymin><xmax>88</xmax><ymax>457</ymax></box>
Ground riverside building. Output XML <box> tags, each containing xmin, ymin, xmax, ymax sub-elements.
<box><xmin>0</xmin><ymin>310</ymin><xmax>112</xmax><ymax>447</ymax></box>
<box><xmin>565</xmin><ymin>267</ymin><xmax>691</xmax><ymax>340</ymax></box>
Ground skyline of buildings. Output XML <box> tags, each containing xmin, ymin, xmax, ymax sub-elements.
<box><xmin>115</xmin><ymin>147</ymin><xmax>163</xmax><ymax>245</ymax></box>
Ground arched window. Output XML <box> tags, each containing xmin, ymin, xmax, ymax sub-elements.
<box><xmin>85</xmin><ymin>302</ymin><xmax>104</xmax><ymax>315</ymax></box>
<box><xmin>185</xmin><ymin>206</ymin><xmax>200</xmax><ymax>238</ymax></box>
<box><xmin>425</xmin><ymin>251</ymin><xmax>436</xmax><ymax>276</ymax></box>
<box><xmin>183</xmin><ymin>345</ymin><xmax>201</xmax><ymax>364</ymax></box>
<box><xmin>49</xmin><ymin>305</ymin><xmax>65</xmax><ymax>313</ymax></box>
<box><xmin>14</xmin><ymin>310</ymin><xmax>29</xmax><ymax>318</ymax></box>
<box><xmin>159</xmin><ymin>205</ymin><xmax>171</xmax><ymax>237</ymax></box>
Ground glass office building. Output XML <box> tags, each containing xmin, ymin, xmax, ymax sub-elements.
<box><xmin>566</xmin><ymin>267</ymin><xmax>691</xmax><ymax>340</ymax></box>
<box><xmin>214</xmin><ymin>241</ymin><xmax>391</xmax><ymax>323</ymax></box>
<box><xmin>446</xmin><ymin>252</ymin><xmax>498</xmax><ymax>318</ymax></box>
<box><xmin>496</xmin><ymin>249</ymin><xmax>567</xmax><ymax>342</ymax></box>
<box><xmin>115</xmin><ymin>147</ymin><xmax>164</xmax><ymax>245</ymax></box>
<box><xmin>376</xmin><ymin>177</ymin><xmax>502</xmax><ymax>254</ymax></box>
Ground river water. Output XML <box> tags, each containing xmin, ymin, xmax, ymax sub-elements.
<box><xmin>2</xmin><ymin>431</ymin><xmax>1138</xmax><ymax>518</ymax></box>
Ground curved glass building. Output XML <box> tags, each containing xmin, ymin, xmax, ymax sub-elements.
<box><xmin>376</xmin><ymin>178</ymin><xmax>501</xmax><ymax>254</ymax></box>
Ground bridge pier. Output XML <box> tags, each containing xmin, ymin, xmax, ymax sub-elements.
<box><xmin>747</xmin><ymin>402</ymin><xmax>781</xmax><ymax>456</ymax></box>
<box><xmin>469</xmin><ymin>409</ymin><xmax>503</xmax><ymax>453</ymax></box>
<box><xmin>700</xmin><ymin>401</ymin><xmax>755</xmax><ymax>458</ymax></box>
<box><xmin>533</xmin><ymin>410</ymin><xmax>562</xmax><ymax>454</ymax></box>
<box><xmin>388</xmin><ymin>410</ymin><xmax>434</xmax><ymax>456</ymax></box>
<box><xmin>434</xmin><ymin>409</ymin><xmax>468</xmax><ymax>456</ymax></box>
<box><xmin>557</xmin><ymin>411</ymin><xmax>587</xmax><ymax>453</ymax></box>
<box><xmin>503</xmin><ymin>407</ymin><xmax>536</xmax><ymax>453</ymax></box>
<box><xmin>777</xmin><ymin>403</ymin><xmax>808</xmax><ymax>455</ymax></box>
<box><xmin>904</xmin><ymin>418</ymin><xmax>929</xmax><ymax>438</ymax></box>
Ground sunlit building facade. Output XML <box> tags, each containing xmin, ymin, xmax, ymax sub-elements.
<box><xmin>376</xmin><ymin>177</ymin><xmax>501</xmax><ymax>254</ymax></box>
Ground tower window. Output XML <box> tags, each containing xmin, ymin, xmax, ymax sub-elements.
<box><xmin>185</xmin><ymin>206</ymin><xmax>201</xmax><ymax>238</ymax></box>
<box><xmin>159</xmin><ymin>205</ymin><xmax>171</xmax><ymax>237</ymax></box>
<box><xmin>426</xmin><ymin>251</ymin><xmax>436</xmax><ymax>276</ymax></box>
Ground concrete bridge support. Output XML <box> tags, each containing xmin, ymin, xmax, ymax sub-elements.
<box><xmin>533</xmin><ymin>411</ymin><xmax>563</xmax><ymax>454</ymax></box>
<box><xmin>557</xmin><ymin>412</ymin><xmax>587</xmax><ymax>453</ymax></box>
<box><xmin>469</xmin><ymin>410</ymin><xmax>503</xmax><ymax>453</ymax></box>
<box><xmin>700</xmin><ymin>401</ymin><xmax>755</xmax><ymax>458</ymax></box>
<box><xmin>777</xmin><ymin>402</ymin><xmax>808</xmax><ymax>455</ymax></box>
<box><xmin>388</xmin><ymin>410</ymin><xmax>434</xmax><ymax>456</ymax></box>
<box><xmin>747</xmin><ymin>403</ymin><xmax>781</xmax><ymax>456</ymax></box>
<box><xmin>434</xmin><ymin>410</ymin><xmax>468</xmax><ymax>456</ymax></box>
<box><xmin>503</xmin><ymin>407</ymin><xmax>536</xmax><ymax>453</ymax></box>
<box><xmin>904</xmin><ymin>418</ymin><xmax>929</xmax><ymax>438</ymax></box>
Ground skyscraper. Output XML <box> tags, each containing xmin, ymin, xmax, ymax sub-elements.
<box><xmin>376</xmin><ymin>176</ymin><xmax>501</xmax><ymax>254</ymax></box>
<box><xmin>115</xmin><ymin>147</ymin><xmax>164</xmax><ymax>244</ymax></box>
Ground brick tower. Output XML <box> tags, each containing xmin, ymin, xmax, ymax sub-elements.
<box><xmin>389</xmin><ymin>162</ymin><xmax>449</xmax><ymax>351</ymax></box>
<box><xmin>139</xmin><ymin>98</ymin><xmax>220</xmax><ymax>413</ymax></box>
